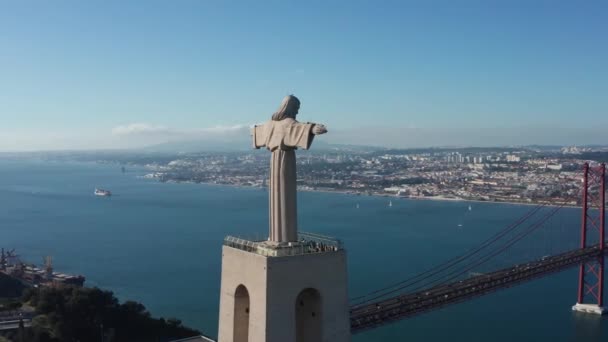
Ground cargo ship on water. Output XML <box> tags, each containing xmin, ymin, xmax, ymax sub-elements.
<box><xmin>94</xmin><ymin>188</ymin><xmax>112</xmax><ymax>197</ymax></box>
<box><xmin>0</xmin><ymin>248</ymin><xmax>85</xmax><ymax>287</ymax></box>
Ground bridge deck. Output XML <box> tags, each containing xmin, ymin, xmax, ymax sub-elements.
<box><xmin>350</xmin><ymin>243</ymin><xmax>607</xmax><ymax>333</ymax></box>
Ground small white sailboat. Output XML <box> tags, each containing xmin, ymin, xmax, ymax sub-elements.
<box><xmin>468</xmin><ymin>205</ymin><xmax>472</xmax><ymax>211</ymax></box>
<box><xmin>389</xmin><ymin>200</ymin><xmax>393</xmax><ymax>207</ymax></box>
<box><xmin>356</xmin><ymin>203</ymin><xmax>360</xmax><ymax>209</ymax></box>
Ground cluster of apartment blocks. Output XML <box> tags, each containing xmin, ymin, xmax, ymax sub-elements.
<box><xmin>444</xmin><ymin>152</ymin><xmax>521</xmax><ymax>164</ymax></box>
<box><xmin>141</xmin><ymin>147</ymin><xmax>599</xmax><ymax>205</ymax></box>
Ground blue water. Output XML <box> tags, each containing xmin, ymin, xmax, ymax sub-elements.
<box><xmin>0</xmin><ymin>159</ymin><xmax>606</xmax><ymax>341</ymax></box>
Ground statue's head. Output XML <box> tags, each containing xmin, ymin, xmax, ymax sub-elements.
<box><xmin>272</xmin><ymin>95</ymin><xmax>300</xmax><ymax>121</ymax></box>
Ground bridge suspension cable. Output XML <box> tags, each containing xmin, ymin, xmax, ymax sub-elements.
<box><xmin>351</xmin><ymin>192</ymin><xmax>579</xmax><ymax>307</ymax></box>
<box><xmin>402</xmin><ymin>200</ymin><xmax>571</xmax><ymax>294</ymax></box>
<box><xmin>350</xmin><ymin>202</ymin><xmax>547</xmax><ymax>306</ymax></box>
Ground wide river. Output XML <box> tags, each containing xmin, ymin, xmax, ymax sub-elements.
<box><xmin>0</xmin><ymin>159</ymin><xmax>606</xmax><ymax>341</ymax></box>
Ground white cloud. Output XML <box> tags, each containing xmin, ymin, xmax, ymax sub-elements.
<box><xmin>111</xmin><ymin>123</ymin><xmax>170</xmax><ymax>136</ymax></box>
<box><xmin>111</xmin><ymin>123</ymin><xmax>250</xmax><ymax>137</ymax></box>
<box><xmin>196</xmin><ymin>125</ymin><xmax>250</xmax><ymax>134</ymax></box>
<box><xmin>108</xmin><ymin>123</ymin><xmax>252</xmax><ymax>149</ymax></box>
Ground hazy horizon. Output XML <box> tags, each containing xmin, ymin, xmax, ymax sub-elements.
<box><xmin>1</xmin><ymin>128</ymin><xmax>607</xmax><ymax>154</ymax></box>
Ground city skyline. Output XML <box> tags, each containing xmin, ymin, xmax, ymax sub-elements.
<box><xmin>1</xmin><ymin>1</ymin><xmax>607</xmax><ymax>151</ymax></box>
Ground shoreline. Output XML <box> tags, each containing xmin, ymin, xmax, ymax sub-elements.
<box><xmin>151</xmin><ymin>177</ymin><xmax>581</xmax><ymax>209</ymax></box>
<box><xmin>11</xmin><ymin>158</ymin><xmax>581</xmax><ymax>210</ymax></box>
<box><xmin>299</xmin><ymin>187</ymin><xmax>581</xmax><ymax>209</ymax></box>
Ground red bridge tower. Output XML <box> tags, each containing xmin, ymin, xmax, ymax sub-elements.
<box><xmin>573</xmin><ymin>162</ymin><xmax>606</xmax><ymax>315</ymax></box>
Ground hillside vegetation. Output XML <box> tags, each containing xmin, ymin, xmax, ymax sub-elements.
<box><xmin>3</xmin><ymin>286</ymin><xmax>200</xmax><ymax>342</ymax></box>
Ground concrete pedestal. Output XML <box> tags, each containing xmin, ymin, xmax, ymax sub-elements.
<box><xmin>572</xmin><ymin>303</ymin><xmax>607</xmax><ymax>315</ymax></box>
<box><xmin>217</xmin><ymin>244</ymin><xmax>351</xmax><ymax>342</ymax></box>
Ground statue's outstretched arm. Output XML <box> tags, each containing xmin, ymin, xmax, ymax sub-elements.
<box><xmin>312</xmin><ymin>124</ymin><xmax>327</xmax><ymax>135</ymax></box>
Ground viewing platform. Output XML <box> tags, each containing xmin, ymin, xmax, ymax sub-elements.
<box><xmin>223</xmin><ymin>232</ymin><xmax>343</xmax><ymax>257</ymax></box>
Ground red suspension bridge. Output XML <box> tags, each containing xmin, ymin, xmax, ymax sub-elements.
<box><xmin>349</xmin><ymin>163</ymin><xmax>606</xmax><ymax>333</ymax></box>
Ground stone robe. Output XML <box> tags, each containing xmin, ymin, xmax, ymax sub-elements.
<box><xmin>253</xmin><ymin>118</ymin><xmax>315</xmax><ymax>243</ymax></box>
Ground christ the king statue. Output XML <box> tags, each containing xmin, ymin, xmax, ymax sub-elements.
<box><xmin>252</xmin><ymin>95</ymin><xmax>327</xmax><ymax>244</ymax></box>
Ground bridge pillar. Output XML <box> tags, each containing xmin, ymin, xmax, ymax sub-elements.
<box><xmin>573</xmin><ymin>163</ymin><xmax>606</xmax><ymax>315</ymax></box>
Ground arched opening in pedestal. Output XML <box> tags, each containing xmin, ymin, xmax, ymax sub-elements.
<box><xmin>234</xmin><ymin>284</ymin><xmax>250</xmax><ymax>342</ymax></box>
<box><xmin>295</xmin><ymin>288</ymin><xmax>322</xmax><ymax>342</ymax></box>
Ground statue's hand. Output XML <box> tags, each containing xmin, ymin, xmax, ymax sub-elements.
<box><xmin>312</xmin><ymin>124</ymin><xmax>327</xmax><ymax>135</ymax></box>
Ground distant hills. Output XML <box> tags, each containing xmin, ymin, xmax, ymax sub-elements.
<box><xmin>137</xmin><ymin>140</ymin><xmax>608</xmax><ymax>155</ymax></box>
<box><xmin>141</xmin><ymin>139</ymin><xmax>250</xmax><ymax>153</ymax></box>
<box><xmin>2</xmin><ymin>141</ymin><xmax>607</xmax><ymax>156</ymax></box>
<box><xmin>138</xmin><ymin>138</ymin><xmax>383</xmax><ymax>154</ymax></box>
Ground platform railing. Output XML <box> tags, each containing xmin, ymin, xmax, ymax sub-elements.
<box><xmin>223</xmin><ymin>232</ymin><xmax>342</xmax><ymax>257</ymax></box>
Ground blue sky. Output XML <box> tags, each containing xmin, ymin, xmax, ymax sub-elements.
<box><xmin>0</xmin><ymin>0</ymin><xmax>606</xmax><ymax>150</ymax></box>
